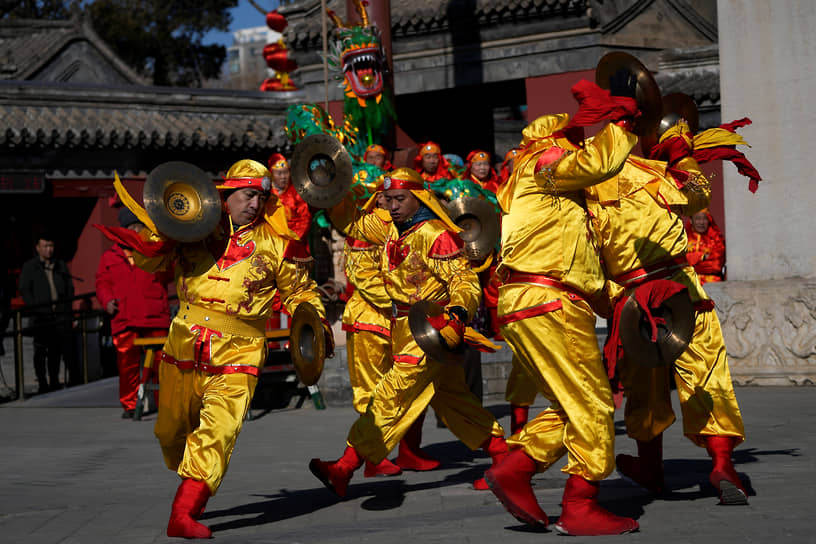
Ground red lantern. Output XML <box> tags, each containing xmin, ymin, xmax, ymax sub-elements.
<box><xmin>266</xmin><ymin>10</ymin><xmax>287</xmax><ymax>32</ymax></box>
<box><xmin>264</xmin><ymin>47</ymin><xmax>298</xmax><ymax>73</ymax></box>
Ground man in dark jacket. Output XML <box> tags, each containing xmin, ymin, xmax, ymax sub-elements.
<box><xmin>96</xmin><ymin>208</ymin><xmax>171</xmax><ymax>418</ymax></box>
<box><xmin>19</xmin><ymin>232</ymin><xmax>78</xmax><ymax>392</ymax></box>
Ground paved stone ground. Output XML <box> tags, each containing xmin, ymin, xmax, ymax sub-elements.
<box><xmin>0</xmin><ymin>382</ymin><xmax>813</xmax><ymax>543</ymax></box>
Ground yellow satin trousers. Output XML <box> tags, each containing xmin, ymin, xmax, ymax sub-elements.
<box><xmin>499</xmin><ymin>283</ymin><xmax>616</xmax><ymax>481</ymax></box>
<box><xmin>505</xmin><ymin>355</ymin><xmax>539</xmax><ymax>406</ymax></box>
<box><xmin>154</xmin><ymin>363</ymin><xmax>257</xmax><ymax>495</ymax></box>
<box><xmin>346</xmin><ymin>329</ymin><xmax>393</xmax><ymax>415</ymax></box>
<box><xmin>620</xmin><ymin>307</ymin><xmax>745</xmax><ymax>447</ymax></box>
<box><xmin>347</xmin><ymin>316</ymin><xmax>504</xmax><ymax>464</ymax></box>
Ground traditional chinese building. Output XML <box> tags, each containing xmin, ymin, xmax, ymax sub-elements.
<box><xmin>0</xmin><ymin>18</ymin><xmax>293</xmax><ymax>300</ymax></box>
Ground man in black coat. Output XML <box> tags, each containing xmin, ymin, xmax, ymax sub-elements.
<box><xmin>19</xmin><ymin>233</ymin><xmax>79</xmax><ymax>392</ymax></box>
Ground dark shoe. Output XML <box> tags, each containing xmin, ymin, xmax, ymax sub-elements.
<box><xmin>122</xmin><ymin>410</ymin><xmax>135</xmax><ymax>419</ymax></box>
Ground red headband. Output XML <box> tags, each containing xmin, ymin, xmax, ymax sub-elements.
<box><xmin>383</xmin><ymin>174</ymin><xmax>425</xmax><ymax>191</ymax></box>
<box><xmin>219</xmin><ymin>176</ymin><xmax>271</xmax><ymax>191</ymax></box>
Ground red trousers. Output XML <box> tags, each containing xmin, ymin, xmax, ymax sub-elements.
<box><xmin>112</xmin><ymin>328</ymin><xmax>165</xmax><ymax>411</ymax></box>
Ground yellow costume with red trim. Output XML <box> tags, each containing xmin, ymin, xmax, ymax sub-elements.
<box><xmin>340</xmin><ymin>170</ymin><xmax>504</xmax><ymax>463</ymax></box>
<box><xmin>104</xmin><ymin>160</ymin><xmax>326</xmax><ymax>496</ymax></box>
<box><xmin>342</xmin><ymin>232</ymin><xmax>393</xmax><ymax>414</ymax></box>
<box><xmin>585</xmin><ymin>128</ymin><xmax>744</xmax><ymax>448</ymax></box>
<box><xmin>496</xmin><ymin>113</ymin><xmax>636</xmax><ymax>481</ymax></box>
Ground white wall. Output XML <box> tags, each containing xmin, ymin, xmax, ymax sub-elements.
<box><xmin>718</xmin><ymin>0</ymin><xmax>816</xmax><ymax>280</ymax></box>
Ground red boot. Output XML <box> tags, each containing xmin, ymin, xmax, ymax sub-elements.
<box><xmin>510</xmin><ymin>404</ymin><xmax>529</xmax><ymax>436</ymax></box>
<box><xmin>705</xmin><ymin>435</ymin><xmax>748</xmax><ymax>505</ymax></box>
<box><xmin>474</xmin><ymin>435</ymin><xmax>509</xmax><ymax>490</ymax></box>
<box><xmin>555</xmin><ymin>475</ymin><xmax>639</xmax><ymax>535</ymax></box>
<box><xmin>394</xmin><ymin>411</ymin><xmax>441</xmax><ymax>471</ymax></box>
<box><xmin>166</xmin><ymin>479</ymin><xmax>212</xmax><ymax>539</ymax></box>
<box><xmin>484</xmin><ymin>448</ymin><xmax>548</xmax><ymax>525</ymax></box>
<box><xmin>364</xmin><ymin>457</ymin><xmax>403</xmax><ymax>478</ymax></box>
<box><xmin>309</xmin><ymin>445</ymin><xmax>364</xmax><ymax>498</ymax></box>
<box><xmin>616</xmin><ymin>434</ymin><xmax>665</xmax><ymax>494</ymax></box>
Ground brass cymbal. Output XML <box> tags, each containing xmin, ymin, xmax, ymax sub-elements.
<box><xmin>143</xmin><ymin>161</ymin><xmax>221</xmax><ymax>243</ymax></box>
<box><xmin>659</xmin><ymin>92</ymin><xmax>700</xmax><ymax>137</ymax></box>
<box><xmin>618</xmin><ymin>291</ymin><xmax>695</xmax><ymax>368</ymax></box>
<box><xmin>408</xmin><ymin>300</ymin><xmax>466</xmax><ymax>366</ymax></box>
<box><xmin>290</xmin><ymin>133</ymin><xmax>353</xmax><ymax>208</ymax></box>
<box><xmin>596</xmin><ymin>52</ymin><xmax>663</xmax><ymax>155</ymax></box>
<box><xmin>444</xmin><ymin>197</ymin><xmax>500</xmax><ymax>261</ymax></box>
<box><xmin>290</xmin><ymin>302</ymin><xmax>326</xmax><ymax>386</ymax></box>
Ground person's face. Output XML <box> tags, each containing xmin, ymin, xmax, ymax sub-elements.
<box><xmin>366</xmin><ymin>151</ymin><xmax>386</xmax><ymax>168</ymax></box>
<box><xmin>226</xmin><ymin>188</ymin><xmax>268</xmax><ymax>226</ymax></box>
<box><xmin>691</xmin><ymin>211</ymin><xmax>710</xmax><ymax>234</ymax></box>
<box><xmin>127</xmin><ymin>222</ymin><xmax>145</xmax><ymax>233</ymax></box>
<box><xmin>376</xmin><ymin>192</ymin><xmax>388</xmax><ymax>210</ymax></box>
<box><xmin>272</xmin><ymin>168</ymin><xmax>290</xmax><ymax>191</ymax></box>
<box><xmin>35</xmin><ymin>239</ymin><xmax>55</xmax><ymax>260</ymax></box>
<box><xmin>383</xmin><ymin>189</ymin><xmax>420</xmax><ymax>224</ymax></box>
<box><xmin>421</xmin><ymin>153</ymin><xmax>439</xmax><ymax>175</ymax></box>
<box><xmin>471</xmin><ymin>160</ymin><xmax>490</xmax><ymax>181</ymax></box>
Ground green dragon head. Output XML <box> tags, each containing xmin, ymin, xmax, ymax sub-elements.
<box><xmin>326</xmin><ymin>0</ymin><xmax>388</xmax><ymax>104</ymax></box>
<box><xmin>325</xmin><ymin>0</ymin><xmax>395</xmax><ymax>146</ymax></box>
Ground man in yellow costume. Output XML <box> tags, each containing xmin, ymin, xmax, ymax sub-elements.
<box><xmin>485</xmin><ymin>79</ymin><xmax>641</xmax><ymax>536</ymax></box>
<box><xmin>97</xmin><ymin>159</ymin><xmax>330</xmax><ymax>539</ymax></box>
<box><xmin>341</xmin><ymin>191</ymin><xmax>404</xmax><ymax>477</ymax></box>
<box><xmin>310</xmin><ymin>168</ymin><xmax>508</xmax><ymax>497</ymax></box>
<box><xmin>592</xmin><ymin>119</ymin><xmax>749</xmax><ymax>505</ymax></box>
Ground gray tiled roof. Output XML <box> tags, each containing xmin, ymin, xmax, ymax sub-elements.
<box><xmin>0</xmin><ymin>82</ymin><xmax>293</xmax><ymax>152</ymax></box>
<box><xmin>283</xmin><ymin>0</ymin><xmax>587</xmax><ymax>49</ymax></box>
<box><xmin>0</xmin><ymin>18</ymin><xmax>145</xmax><ymax>84</ymax></box>
<box><xmin>655</xmin><ymin>46</ymin><xmax>720</xmax><ymax>106</ymax></box>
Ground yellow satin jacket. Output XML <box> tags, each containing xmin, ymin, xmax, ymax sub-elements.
<box><xmin>497</xmin><ymin>114</ymin><xmax>638</xmax><ymax>297</ymax></box>
<box><xmin>135</xmin><ymin>220</ymin><xmax>325</xmax><ymax>370</ymax></box>
<box><xmin>342</xmin><ymin>235</ymin><xmax>392</xmax><ymax>337</ymax></box>
<box><xmin>348</xmin><ymin>209</ymin><xmax>481</xmax><ymax>319</ymax></box>
<box><xmin>585</xmin><ymin>155</ymin><xmax>712</xmax><ymax>303</ymax></box>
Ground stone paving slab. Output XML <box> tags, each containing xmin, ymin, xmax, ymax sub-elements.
<box><xmin>0</xmin><ymin>386</ymin><xmax>813</xmax><ymax>543</ymax></box>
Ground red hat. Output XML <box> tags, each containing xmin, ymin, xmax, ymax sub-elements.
<box><xmin>268</xmin><ymin>153</ymin><xmax>289</xmax><ymax>170</ymax></box>
<box><xmin>466</xmin><ymin>150</ymin><xmax>490</xmax><ymax>164</ymax></box>
<box><xmin>364</xmin><ymin>144</ymin><xmax>387</xmax><ymax>158</ymax></box>
<box><xmin>418</xmin><ymin>142</ymin><xmax>441</xmax><ymax>156</ymax></box>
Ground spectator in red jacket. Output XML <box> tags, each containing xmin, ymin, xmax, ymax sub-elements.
<box><xmin>685</xmin><ymin>209</ymin><xmax>726</xmax><ymax>284</ymax></box>
<box><xmin>96</xmin><ymin>208</ymin><xmax>171</xmax><ymax>418</ymax></box>
<box><xmin>268</xmin><ymin>153</ymin><xmax>312</xmax><ymax>242</ymax></box>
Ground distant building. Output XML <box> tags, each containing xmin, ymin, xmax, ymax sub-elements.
<box><xmin>221</xmin><ymin>26</ymin><xmax>281</xmax><ymax>90</ymax></box>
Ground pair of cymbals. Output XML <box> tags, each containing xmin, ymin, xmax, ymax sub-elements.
<box><xmin>143</xmin><ymin>161</ymin><xmax>221</xmax><ymax>243</ymax></box>
<box><xmin>618</xmin><ymin>291</ymin><xmax>695</xmax><ymax>367</ymax></box>
<box><xmin>597</xmin><ymin>53</ymin><xmax>700</xmax><ymax>153</ymax></box>
<box><xmin>290</xmin><ymin>133</ymin><xmax>353</xmax><ymax>209</ymax></box>
<box><xmin>445</xmin><ymin>197</ymin><xmax>500</xmax><ymax>262</ymax></box>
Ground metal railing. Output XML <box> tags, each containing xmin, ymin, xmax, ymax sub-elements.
<box><xmin>4</xmin><ymin>292</ymin><xmax>104</xmax><ymax>400</ymax></box>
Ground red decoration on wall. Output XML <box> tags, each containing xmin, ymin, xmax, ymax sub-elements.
<box><xmin>266</xmin><ymin>10</ymin><xmax>288</xmax><ymax>32</ymax></box>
